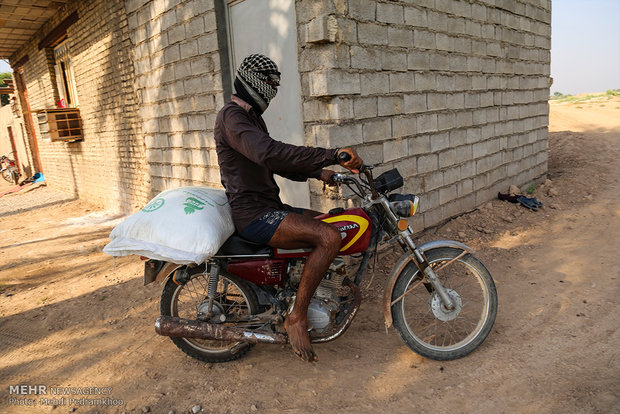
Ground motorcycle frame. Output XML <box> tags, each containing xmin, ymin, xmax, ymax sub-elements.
<box><xmin>148</xmin><ymin>167</ymin><xmax>476</xmax><ymax>333</ymax></box>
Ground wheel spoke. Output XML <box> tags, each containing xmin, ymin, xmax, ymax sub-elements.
<box><xmin>193</xmin><ymin>274</ymin><xmax>208</xmax><ymax>293</ymax></box>
<box><xmin>185</xmin><ymin>279</ymin><xmax>204</xmax><ymax>309</ymax></box>
<box><xmin>411</xmin><ymin>310</ymin><xmax>434</xmax><ymax>333</ymax></box>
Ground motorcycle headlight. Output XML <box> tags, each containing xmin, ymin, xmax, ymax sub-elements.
<box><xmin>389</xmin><ymin>195</ymin><xmax>419</xmax><ymax>217</ymax></box>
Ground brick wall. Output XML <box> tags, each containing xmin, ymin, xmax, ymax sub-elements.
<box><xmin>10</xmin><ymin>0</ymin><xmax>148</xmax><ymax>212</ymax></box>
<box><xmin>296</xmin><ymin>0</ymin><xmax>551</xmax><ymax>228</ymax></box>
<box><xmin>125</xmin><ymin>0</ymin><xmax>224</xmax><ymax>198</ymax></box>
<box><xmin>10</xmin><ymin>0</ymin><xmax>551</xmax><ymax>227</ymax></box>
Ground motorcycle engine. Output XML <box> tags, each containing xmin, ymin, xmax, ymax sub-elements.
<box><xmin>307</xmin><ymin>297</ymin><xmax>339</xmax><ymax>334</ymax></box>
<box><xmin>289</xmin><ymin>258</ymin><xmax>347</xmax><ymax>335</ymax></box>
<box><xmin>309</xmin><ymin>258</ymin><xmax>347</xmax><ymax>334</ymax></box>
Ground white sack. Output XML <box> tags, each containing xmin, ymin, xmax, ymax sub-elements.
<box><xmin>103</xmin><ymin>187</ymin><xmax>234</xmax><ymax>264</ymax></box>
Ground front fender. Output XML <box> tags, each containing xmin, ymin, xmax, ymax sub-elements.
<box><xmin>382</xmin><ymin>240</ymin><xmax>475</xmax><ymax>329</ymax></box>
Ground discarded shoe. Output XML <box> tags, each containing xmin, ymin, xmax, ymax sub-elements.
<box><xmin>517</xmin><ymin>196</ymin><xmax>543</xmax><ymax>211</ymax></box>
<box><xmin>498</xmin><ymin>192</ymin><xmax>543</xmax><ymax>211</ymax></box>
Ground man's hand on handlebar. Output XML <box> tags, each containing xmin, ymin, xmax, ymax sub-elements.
<box><xmin>336</xmin><ymin>148</ymin><xmax>363</xmax><ymax>174</ymax></box>
<box><xmin>319</xmin><ymin>169</ymin><xmax>337</xmax><ymax>186</ymax></box>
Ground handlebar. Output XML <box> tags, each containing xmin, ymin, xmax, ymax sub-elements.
<box><xmin>332</xmin><ymin>167</ymin><xmax>378</xmax><ymax>199</ymax></box>
<box><xmin>337</xmin><ymin>151</ymin><xmax>352</xmax><ymax>163</ymax></box>
<box><xmin>337</xmin><ymin>150</ymin><xmax>372</xmax><ymax>175</ymax></box>
<box><xmin>336</xmin><ymin>150</ymin><xmax>379</xmax><ymax>198</ymax></box>
<box><xmin>332</xmin><ymin>173</ymin><xmax>347</xmax><ymax>183</ymax></box>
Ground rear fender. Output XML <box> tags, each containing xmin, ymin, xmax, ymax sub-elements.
<box><xmin>144</xmin><ymin>261</ymin><xmax>184</xmax><ymax>285</ymax></box>
<box><xmin>382</xmin><ymin>240</ymin><xmax>475</xmax><ymax>328</ymax></box>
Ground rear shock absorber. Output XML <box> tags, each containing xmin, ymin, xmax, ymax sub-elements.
<box><xmin>205</xmin><ymin>262</ymin><xmax>220</xmax><ymax>319</ymax></box>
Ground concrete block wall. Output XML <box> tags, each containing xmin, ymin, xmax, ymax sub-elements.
<box><xmin>125</xmin><ymin>0</ymin><xmax>224</xmax><ymax>198</ymax></box>
<box><xmin>10</xmin><ymin>0</ymin><xmax>149</xmax><ymax>212</ymax></box>
<box><xmin>9</xmin><ymin>0</ymin><xmax>552</xmax><ymax>227</ymax></box>
<box><xmin>296</xmin><ymin>0</ymin><xmax>551</xmax><ymax>229</ymax></box>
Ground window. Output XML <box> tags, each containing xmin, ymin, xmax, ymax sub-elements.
<box><xmin>54</xmin><ymin>40</ymin><xmax>79</xmax><ymax>108</ymax></box>
<box><xmin>36</xmin><ymin>108</ymin><xmax>83</xmax><ymax>142</ymax></box>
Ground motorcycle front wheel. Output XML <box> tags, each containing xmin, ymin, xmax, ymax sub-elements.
<box><xmin>1</xmin><ymin>169</ymin><xmax>12</xmax><ymax>183</ymax></box>
<box><xmin>160</xmin><ymin>266</ymin><xmax>259</xmax><ymax>363</ymax></box>
<box><xmin>391</xmin><ymin>247</ymin><xmax>497</xmax><ymax>360</ymax></box>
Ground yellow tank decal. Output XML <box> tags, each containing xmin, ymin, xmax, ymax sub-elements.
<box><xmin>321</xmin><ymin>214</ymin><xmax>369</xmax><ymax>252</ymax></box>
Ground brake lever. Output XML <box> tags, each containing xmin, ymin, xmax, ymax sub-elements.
<box><xmin>337</xmin><ymin>152</ymin><xmax>379</xmax><ymax>198</ymax></box>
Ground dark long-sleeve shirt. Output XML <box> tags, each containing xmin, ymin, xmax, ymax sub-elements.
<box><xmin>214</xmin><ymin>95</ymin><xmax>338</xmax><ymax>232</ymax></box>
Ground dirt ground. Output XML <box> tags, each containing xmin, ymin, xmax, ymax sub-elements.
<box><xmin>0</xmin><ymin>96</ymin><xmax>619</xmax><ymax>414</ymax></box>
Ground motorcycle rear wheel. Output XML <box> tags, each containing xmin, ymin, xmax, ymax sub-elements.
<box><xmin>10</xmin><ymin>169</ymin><xmax>19</xmax><ymax>185</ymax></box>
<box><xmin>391</xmin><ymin>247</ymin><xmax>497</xmax><ymax>360</ymax></box>
<box><xmin>160</xmin><ymin>267</ymin><xmax>259</xmax><ymax>363</ymax></box>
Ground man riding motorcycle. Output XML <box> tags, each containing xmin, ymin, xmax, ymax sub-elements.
<box><xmin>214</xmin><ymin>54</ymin><xmax>363</xmax><ymax>362</ymax></box>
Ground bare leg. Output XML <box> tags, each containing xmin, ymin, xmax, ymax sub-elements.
<box><xmin>268</xmin><ymin>213</ymin><xmax>341</xmax><ymax>362</ymax></box>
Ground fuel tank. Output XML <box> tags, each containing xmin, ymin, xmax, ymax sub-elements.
<box><xmin>274</xmin><ymin>208</ymin><xmax>372</xmax><ymax>258</ymax></box>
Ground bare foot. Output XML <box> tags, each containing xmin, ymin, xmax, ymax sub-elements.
<box><xmin>284</xmin><ymin>316</ymin><xmax>317</xmax><ymax>362</ymax></box>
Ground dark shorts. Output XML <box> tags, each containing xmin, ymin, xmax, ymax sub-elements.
<box><xmin>240</xmin><ymin>206</ymin><xmax>305</xmax><ymax>245</ymax></box>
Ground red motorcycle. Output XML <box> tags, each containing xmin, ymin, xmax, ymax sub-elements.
<box><xmin>1</xmin><ymin>154</ymin><xmax>20</xmax><ymax>185</ymax></box>
<box><xmin>148</xmin><ymin>163</ymin><xmax>497</xmax><ymax>362</ymax></box>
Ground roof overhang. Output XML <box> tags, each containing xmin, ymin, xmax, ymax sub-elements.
<box><xmin>0</xmin><ymin>0</ymin><xmax>71</xmax><ymax>61</ymax></box>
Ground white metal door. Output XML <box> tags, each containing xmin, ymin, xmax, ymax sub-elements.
<box><xmin>227</xmin><ymin>0</ymin><xmax>310</xmax><ymax>208</ymax></box>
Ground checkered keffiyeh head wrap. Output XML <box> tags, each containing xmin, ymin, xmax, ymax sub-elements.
<box><xmin>235</xmin><ymin>54</ymin><xmax>280</xmax><ymax>113</ymax></box>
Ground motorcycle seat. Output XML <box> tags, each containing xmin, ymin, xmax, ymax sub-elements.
<box><xmin>214</xmin><ymin>234</ymin><xmax>272</xmax><ymax>257</ymax></box>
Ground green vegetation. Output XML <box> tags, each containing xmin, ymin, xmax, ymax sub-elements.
<box><xmin>526</xmin><ymin>183</ymin><xmax>537</xmax><ymax>195</ymax></box>
<box><xmin>550</xmin><ymin>91</ymin><xmax>573</xmax><ymax>100</ymax></box>
<box><xmin>0</xmin><ymin>72</ymin><xmax>12</xmax><ymax>106</ymax></box>
<box><xmin>550</xmin><ymin>90</ymin><xmax>620</xmax><ymax>104</ymax></box>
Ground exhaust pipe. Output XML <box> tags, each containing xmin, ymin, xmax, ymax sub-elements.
<box><xmin>155</xmin><ymin>315</ymin><xmax>288</xmax><ymax>344</ymax></box>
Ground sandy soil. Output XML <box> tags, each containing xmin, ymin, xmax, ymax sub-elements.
<box><xmin>0</xmin><ymin>97</ymin><xmax>619</xmax><ymax>414</ymax></box>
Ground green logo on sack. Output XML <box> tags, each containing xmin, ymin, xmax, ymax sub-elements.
<box><xmin>142</xmin><ymin>198</ymin><xmax>165</xmax><ymax>212</ymax></box>
<box><xmin>184</xmin><ymin>197</ymin><xmax>206</xmax><ymax>215</ymax></box>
